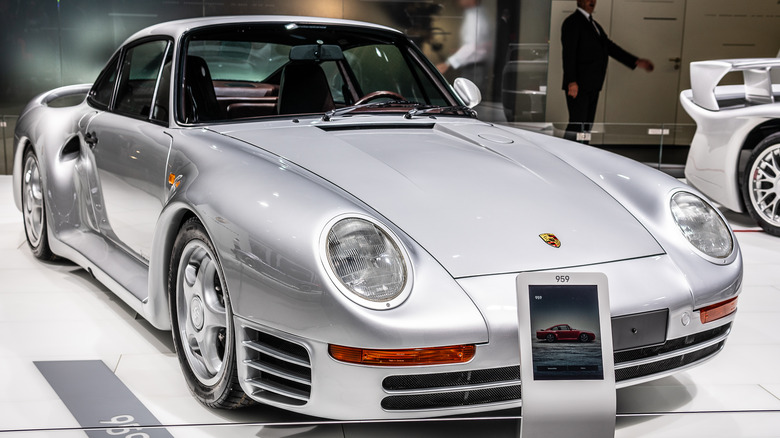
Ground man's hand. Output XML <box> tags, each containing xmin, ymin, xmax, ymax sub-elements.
<box><xmin>636</xmin><ymin>58</ymin><xmax>654</xmax><ymax>72</ymax></box>
<box><xmin>567</xmin><ymin>82</ymin><xmax>579</xmax><ymax>99</ymax></box>
<box><xmin>437</xmin><ymin>62</ymin><xmax>450</xmax><ymax>74</ymax></box>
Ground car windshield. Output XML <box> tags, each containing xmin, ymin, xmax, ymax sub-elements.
<box><xmin>181</xmin><ymin>23</ymin><xmax>453</xmax><ymax>123</ymax></box>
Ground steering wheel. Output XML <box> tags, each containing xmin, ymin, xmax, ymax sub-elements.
<box><xmin>355</xmin><ymin>90</ymin><xmax>405</xmax><ymax>105</ymax></box>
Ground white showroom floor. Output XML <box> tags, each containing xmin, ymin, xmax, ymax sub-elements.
<box><xmin>1</xmin><ymin>174</ymin><xmax>779</xmax><ymax>437</ymax></box>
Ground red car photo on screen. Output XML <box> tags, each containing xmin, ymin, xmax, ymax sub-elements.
<box><xmin>536</xmin><ymin>324</ymin><xmax>596</xmax><ymax>343</ymax></box>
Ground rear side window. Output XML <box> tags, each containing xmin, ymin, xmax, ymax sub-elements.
<box><xmin>88</xmin><ymin>54</ymin><xmax>120</xmax><ymax>110</ymax></box>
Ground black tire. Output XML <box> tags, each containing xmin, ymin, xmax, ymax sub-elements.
<box><xmin>743</xmin><ymin>132</ymin><xmax>780</xmax><ymax>236</ymax></box>
<box><xmin>579</xmin><ymin>333</ymin><xmax>590</xmax><ymax>343</ymax></box>
<box><xmin>545</xmin><ymin>333</ymin><xmax>556</xmax><ymax>343</ymax></box>
<box><xmin>168</xmin><ymin>217</ymin><xmax>253</xmax><ymax>409</ymax></box>
<box><xmin>21</xmin><ymin>148</ymin><xmax>55</xmax><ymax>260</ymax></box>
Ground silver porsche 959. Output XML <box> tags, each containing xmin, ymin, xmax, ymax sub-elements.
<box><xmin>13</xmin><ymin>16</ymin><xmax>741</xmax><ymax>419</ymax></box>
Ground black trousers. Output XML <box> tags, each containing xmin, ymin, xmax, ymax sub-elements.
<box><xmin>564</xmin><ymin>89</ymin><xmax>600</xmax><ymax>142</ymax></box>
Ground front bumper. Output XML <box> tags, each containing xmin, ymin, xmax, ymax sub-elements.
<box><xmin>234</xmin><ymin>255</ymin><xmax>740</xmax><ymax>420</ymax></box>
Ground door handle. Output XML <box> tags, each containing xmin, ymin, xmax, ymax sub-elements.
<box><xmin>85</xmin><ymin>132</ymin><xmax>98</xmax><ymax>148</ymax></box>
<box><xmin>669</xmin><ymin>57</ymin><xmax>682</xmax><ymax>70</ymax></box>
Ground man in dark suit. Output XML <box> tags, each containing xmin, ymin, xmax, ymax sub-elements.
<box><xmin>562</xmin><ymin>0</ymin><xmax>653</xmax><ymax>141</ymax></box>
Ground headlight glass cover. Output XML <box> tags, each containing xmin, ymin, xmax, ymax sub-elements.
<box><xmin>325</xmin><ymin>217</ymin><xmax>409</xmax><ymax>306</ymax></box>
<box><xmin>670</xmin><ymin>192</ymin><xmax>733</xmax><ymax>259</ymax></box>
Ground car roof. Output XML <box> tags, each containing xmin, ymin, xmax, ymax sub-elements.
<box><xmin>123</xmin><ymin>15</ymin><xmax>402</xmax><ymax>46</ymax></box>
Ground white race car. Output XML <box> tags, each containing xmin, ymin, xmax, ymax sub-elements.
<box><xmin>681</xmin><ymin>58</ymin><xmax>780</xmax><ymax>235</ymax></box>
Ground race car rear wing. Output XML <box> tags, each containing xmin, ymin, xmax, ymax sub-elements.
<box><xmin>690</xmin><ymin>58</ymin><xmax>780</xmax><ymax>111</ymax></box>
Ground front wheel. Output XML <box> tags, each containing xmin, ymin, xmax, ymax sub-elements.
<box><xmin>545</xmin><ymin>333</ymin><xmax>556</xmax><ymax>343</ymax></box>
<box><xmin>579</xmin><ymin>333</ymin><xmax>590</xmax><ymax>343</ymax></box>
<box><xmin>22</xmin><ymin>148</ymin><xmax>55</xmax><ymax>260</ymax></box>
<box><xmin>743</xmin><ymin>132</ymin><xmax>780</xmax><ymax>236</ymax></box>
<box><xmin>169</xmin><ymin>218</ymin><xmax>252</xmax><ymax>409</ymax></box>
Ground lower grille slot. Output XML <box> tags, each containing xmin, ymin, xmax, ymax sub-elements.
<box><xmin>615</xmin><ymin>341</ymin><xmax>724</xmax><ymax>382</ymax></box>
<box><xmin>614</xmin><ymin>323</ymin><xmax>731</xmax><ymax>363</ymax></box>
<box><xmin>383</xmin><ymin>366</ymin><xmax>521</xmax><ymax>391</ymax></box>
<box><xmin>381</xmin><ymin>366</ymin><xmax>522</xmax><ymax>411</ymax></box>
<box><xmin>380</xmin><ymin>322</ymin><xmax>730</xmax><ymax>410</ymax></box>
<box><xmin>382</xmin><ymin>386</ymin><xmax>522</xmax><ymax>411</ymax></box>
<box><xmin>613</xmin><ymin>323</ymin><xmax>730</xmax><ymax>383</ymax></box>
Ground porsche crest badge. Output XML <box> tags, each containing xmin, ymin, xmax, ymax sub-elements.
<box><xmin>539</xmin><ymin>233</ymin><xmax>561</xmax><ymax>248</ymax></box>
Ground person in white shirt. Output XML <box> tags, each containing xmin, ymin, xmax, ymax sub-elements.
<box><xmin>437</xmin><ymin>0</ymin><xmax>493</xmax><ymax>92</ymax></box>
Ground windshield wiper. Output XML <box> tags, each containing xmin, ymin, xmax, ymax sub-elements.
<box><xmin>322</xmin><ymin>100</ymin><xmax>418</xmax><ymax>121</ymax></box>
<box><xmin>322</xmin><ymin>101</ymin><xmax>477</xmax><ymax>121</ymax></box>
<box><xmin>404</xmin><ymin>105</ymin><xmax>477</xmax><ymax>119</ymax></box>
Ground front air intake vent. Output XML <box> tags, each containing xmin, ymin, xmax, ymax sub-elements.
<box><xmin>383</xmin><ymin>366</ymin><xmax>520</xmax><ymax>391</ymax></box>
<box><xmin>615</xmin><ymin>341</ymin><xmax>724</xmax><ymax>382</ymax></box>
<box><xmin>613</xmin><ymin>322</ymin><xmax>731</xmax><ymax>385</ymax></box>
<box><xmin>317</xmin><ymin>123</ymin><xmax>435</xmax><ymax>132</ymax></box>
<box><xmin>381</xmin><ymin>366</ymin><xmax>521</xmax><ymax>411</ymax></box>
<box><xmin>382</xmin><ymin>386</ymin><xmax>522</xmax><ymax>411</ymax></box>
<box><xmin>241</xmin><ymin>326</ymin><xmax>312</xmax><ymax>406</ymax></box>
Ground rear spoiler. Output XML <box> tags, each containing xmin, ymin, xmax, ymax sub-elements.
<box><xmin>690</xmin><ymin>58</ymin><xmax>780</xmax><ymax>111</ymax></box>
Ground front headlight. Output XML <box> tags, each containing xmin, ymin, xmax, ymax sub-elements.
<box><xmin>323</xmin><ymin>216</ymin><xmax>412</xmax><ymax>309</ymax></box>
<box><xmin>670</xmin><ymin>192</ymin><xmax>733</xmax><ymax>259</ymax></box>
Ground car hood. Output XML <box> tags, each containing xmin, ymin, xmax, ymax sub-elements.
<box><xmin>213</xmin><ymin>118</ymin><xmax>664</xmax><ymax>278</ymax></box>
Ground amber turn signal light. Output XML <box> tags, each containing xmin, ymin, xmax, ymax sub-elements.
<box><xmin>328</xmin><ymin>344</ymin><xmax>476</xmax><ymax>366</ymax></box>
<box><xmin>699</xmin><ymin>296</ymin><xmax>738</xmax><ymax>324</ymax></box>
<box><xmin>168</xmin><ymin>173</ymin><xmax>181</xmax><ymax>187</ymax></box>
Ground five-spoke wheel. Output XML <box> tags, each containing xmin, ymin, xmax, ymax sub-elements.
<box><xmin>169</xmin><ymin>218</ymin><xmax>250</xmax><ymax>408</ymax></box>
<box><xmin>22</xmin><ymin>148</ymin><xmax>54</xmax><ymax>260</ymax></box>
<box><xmin>176</xmin><ymin>238</ymin><xmax>229</xmax><ymax>386</ymax></box>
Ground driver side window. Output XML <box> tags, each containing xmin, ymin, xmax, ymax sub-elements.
<box><xmin>114</xmin><ymin>40</ymin><xmax>170</xmax><ymax>120</ymax></box>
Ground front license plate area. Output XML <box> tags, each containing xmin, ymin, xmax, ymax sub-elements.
<box><xmin>611</xmin><ymin>309</ymin><xmax>668</xmax><ymax>352</ymax></box>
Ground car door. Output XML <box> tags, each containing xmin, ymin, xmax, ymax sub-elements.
<box><xmin>82</xmin><ymin>38</ymin><xmax>173</xmax><ymax>262</ymax></box>
<box><xmin>559</xmin><ymin>325</ymin><xmax>575</xmax><ymax>341</ymax></box>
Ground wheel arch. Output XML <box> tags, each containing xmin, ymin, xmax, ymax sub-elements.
<box><xmin>145</xmin><ymin>201</ymin><xmax>198</xmax><ymax>330</ymax></box>
<box><xmin>13</xmin><ymin>84</ymin><xmax>92</xmax><ymax>211</ymax></box>
<box><xmin>738</xmin><ymin>119</ymin><xmax>780</xmax><ymax>203</ymax></box>
<box><xmin>12</xmin><ymin>136</ymin><xmax>36</xmax><ymax>211</ymax></box>
<box><xmin>740</xmin><ymin>119</ymin><xmax>780</xmax><ymax>154</ymax></box>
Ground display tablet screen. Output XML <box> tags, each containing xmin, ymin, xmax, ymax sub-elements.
<box><xmin>528</xmin><ymin>284</ymin><xmax>604</xmax><ymax>380</ymax></box>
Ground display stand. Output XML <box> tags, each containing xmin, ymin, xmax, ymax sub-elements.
<box><xmin>516</xmin><ymin>272</ymin><xmax>616</xmax><ymax>438</ymax></box>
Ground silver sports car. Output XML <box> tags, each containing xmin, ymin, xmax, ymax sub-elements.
<box><xmin>13</xmin><ymin>16</ymin><xmax>741</xmax><ymax>420</ymax></box>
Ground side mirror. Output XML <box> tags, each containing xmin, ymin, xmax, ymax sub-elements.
<box><xmin>453</xmin><ymin>78</ymin><xmax>482</xmax><ymax>108</ymax></box>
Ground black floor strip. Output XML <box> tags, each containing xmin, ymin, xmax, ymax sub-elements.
<box><xmin>35</xmin><ymin>360</ymin><xmax>173</xmax><ymax>437</ymax></box>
